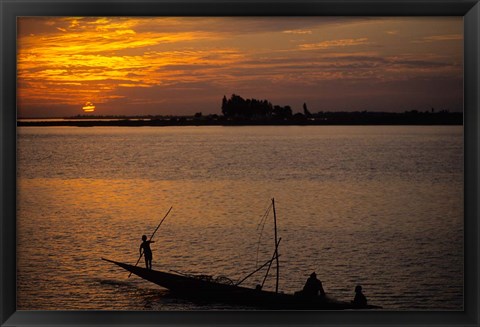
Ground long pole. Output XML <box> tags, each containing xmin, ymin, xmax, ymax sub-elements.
<box><xmin>128</xmin><ymin>206</ymin><xmax>173</xmax><ymax>278</ymax></box>
<box><xmin>149</xmin><ymin>206</ymin><xmax>173</xmax><ymax>241</ymax></box>
<box><xmin>235</xmin><ymin>252</ymin><xmax>281</xmax><ymax>287</ymax></box>
<box><xmin>261</xmin><ymin>238</ymin><xmax>281</xmax><ymax>289</ymax></box>
<box><xmin>272</xmin><ymin>198</ymin><xmax>279</xmax><ymax>293</ymax></box>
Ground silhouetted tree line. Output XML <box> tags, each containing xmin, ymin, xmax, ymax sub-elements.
<box><xmin>222</xmin><ymin>94</ymin><xmax>293</xmax><ymax>120</ymax></box>
<box><xmin>218</xmin><ymin>94</ymin><xmax>461</xmax><ymax>125</ymax></box>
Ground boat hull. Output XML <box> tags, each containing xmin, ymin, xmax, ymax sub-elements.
<box><xmin>102</xmin><ymin>258</ymin><xmax>381</xmax><ymax>310</ymax></box>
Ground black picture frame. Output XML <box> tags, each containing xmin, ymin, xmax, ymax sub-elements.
<box><xmin>1</xmin><ymin>0</ymin><xmax>479</xmax><ymax>326</ymax></box>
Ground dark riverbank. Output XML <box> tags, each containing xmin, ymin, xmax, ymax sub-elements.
<box><xmin>18</xmin><ymin>111</ymin><xmax>463</xmax><ymax>127</ymax></box>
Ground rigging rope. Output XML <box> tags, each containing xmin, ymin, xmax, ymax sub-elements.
<box><xmin>255</xmin><ymin>202</ymin><xmax>273</xmax><ymax>267</ymax></box>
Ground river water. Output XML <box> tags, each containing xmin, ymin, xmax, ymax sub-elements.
<box><xmin>16</xmin><ymin>126</ymin><xmax>463</xmax><ymax>310</ymax></box>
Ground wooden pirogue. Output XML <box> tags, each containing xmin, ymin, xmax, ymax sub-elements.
<box><xmin>102</xmin><ymin>199</ymin><xmax>382</xmax><ymax>310</ymax></box>
<box><xmin>102</xmin><ymin>258</ymin><xmax>381</xmax><ymax>310</ymax></box>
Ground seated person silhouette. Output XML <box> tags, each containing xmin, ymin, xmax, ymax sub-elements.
<box><xmin>352</xmin><ymin>285</ymin><xmax>368</xmax><ymax>307</ymax></box>
<box><xmin>301</xmin><ymin>272</ymin><xmax>326</xmax><ymax>297</ymax></box>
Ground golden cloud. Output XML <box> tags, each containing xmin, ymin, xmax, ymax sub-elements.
<box><xmin>299</xmin><ymin>38</ymin><xmax>370</xmax><ymax>50</ymax></box>
<box><xmin>282</xmin><ymin>29</ymin><xmax>312</xmax><ymax>35</ymax></box>
<box><xmin>415</xmin><ymin>34</ymin><xmax>463</xmax><ymax>43</ymax></box>
<box><xmin>17</xmin><ymin>17</ymin><xmax>237</xmax><ymax>106</ymax></box>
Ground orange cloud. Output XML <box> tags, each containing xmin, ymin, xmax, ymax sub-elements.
<box><xmin>282</xmin><ymin>29</ymin><xmax>312</xmax><ymax>34</ymax></box>
<box><xmin>17</xmin><ymin>17</ymin><xmax>236</xmax><ymax>106</ymax></box>
<box><xmin>299</xmin><ymin>38</ymin><xmax>369</xmax><ymax>50</ymax></box>
<box><xmin>415</xmin><ymin>34</ymin><xmax>463</xmax><ymax>43</ymax></box>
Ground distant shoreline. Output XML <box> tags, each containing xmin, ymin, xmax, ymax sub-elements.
<box><xmin>17</xmin><ymin>119</ymin><xmax>463</xmax><ymax>128</ymax></box>
<box><xmin>18</xmin><ymin>110</ymin><xmax>463</xmax><ymax>127</ymax></box>
<box><xmin>17</xmin><ymin>120</ymin><xmax>463</xmax><ymax>127</ymax></box>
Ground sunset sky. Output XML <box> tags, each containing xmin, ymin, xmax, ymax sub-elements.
<box><xmin>17</xmin><ymin>17</ymin><xmax>463</xmax><ymax>118</ymax></box>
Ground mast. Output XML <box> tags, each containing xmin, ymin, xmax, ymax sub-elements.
<box><xmin>272</xmin><ymin>198</ymin><xmax>279</xmax><ymax>293</ymax></box>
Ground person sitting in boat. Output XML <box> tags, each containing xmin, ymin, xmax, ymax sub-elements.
<box><xmin>302</xmin><ymin>272</ymin><xmax>326</xmax><ymax>297</ymax></box>
<box><xmin>139</xmin><ymin>235</ymin><xmax>155</xmax><ymax>270</ymax></box>
<box><xmin>352</xmin><ymin>285</ymin><xmax>368</xmax><ymax>307</ymax></box>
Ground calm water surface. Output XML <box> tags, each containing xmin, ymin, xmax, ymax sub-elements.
<box><xmin>17</xmin><ymin>126</ymin><xmax>463</xmax><ymax>310</ymax></box>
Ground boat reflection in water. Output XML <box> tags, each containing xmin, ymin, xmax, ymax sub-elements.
<box><xmin>103</xmin><ymin>199</ymin><xmax>382</xmax><ymax>310</ymax></box>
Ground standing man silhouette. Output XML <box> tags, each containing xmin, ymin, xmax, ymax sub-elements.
<box><xmin>139</xmin><ymin>235</ymin><xmax>155</xmax><ymax>270</ymax></box>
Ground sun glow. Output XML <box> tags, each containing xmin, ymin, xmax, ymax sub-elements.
<box><xmin>82</xmin><ymin>101</ymin><xmax>95</xmax><ymax>113</ymax></box>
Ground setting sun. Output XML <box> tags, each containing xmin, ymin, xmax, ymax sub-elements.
<box><xmin>82</xmin><ymin>101</ymin><xmax>95</xmax><ymax>113</ymax></box>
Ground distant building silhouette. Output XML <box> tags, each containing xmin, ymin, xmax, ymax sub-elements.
<box><xmin>303</xmin><ymin>103</ymin><xmax>312</xmax><ymax>118</ymax></box>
